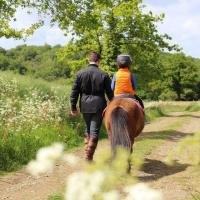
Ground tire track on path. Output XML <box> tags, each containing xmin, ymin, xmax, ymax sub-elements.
<box><xmin>137</xmin><ymin>112</ymin><xmax>200</xmax><ymax>200</ymax></box>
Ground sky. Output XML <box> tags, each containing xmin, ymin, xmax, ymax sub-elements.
<box><xmin>0</xmin><ymin>0</ymin><xmax>200</xmax><ymax>58</ymax></box>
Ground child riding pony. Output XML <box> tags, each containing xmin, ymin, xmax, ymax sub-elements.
<box><xmin>104</xmin><ymin>55</ymin><xmax>144</xmax><ymax>153</ymax></box>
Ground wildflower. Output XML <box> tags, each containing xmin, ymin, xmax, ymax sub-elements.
<box><xmin>62</xmin><ymin>153</ymin><xmax>80</xmax><ymax>166</ymax></box>
<box><xmin>103</xmin><ymin>190</ymin><xmax>120</xmax><ymax>200</ymax></box>
<box><xmin>65</xmin><ymin>170</ymin><xmax>105</xmax><ymax>200</ymax></box>
<box><xmin>125</xmin><ymin>183</ymin><xmax>163</xmax><ymax>200</ymax></box>
<box><xmin>36</xmin><ymin>143</ymin><xmax>64</xmax><ymax>161</ymax></box>
<box><xmin>27</xmin><ymin>159</ymin><xmax>53</xmax><ymax>176</ymax></box>
<box><xmin>27</xmin><ymin>143</ymin><xmax>64</xmax><ymax>176</ymax></box>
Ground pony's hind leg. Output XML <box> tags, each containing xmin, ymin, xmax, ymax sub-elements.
<box><xmin>127</xmin><ymin>147</ymin><xmax>133</xmax><ymax>173</ymax></box>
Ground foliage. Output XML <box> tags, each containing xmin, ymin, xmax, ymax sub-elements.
<box><xmin>185</xmin><ymin>103</ymin><xmax>200</xmax><ymax>112</ymax></box>
<box><xmin>48</xmin><ymin>195</ymin><xmax>64</xmax><ymax>200</ymax></box>
<box><xmin>35</xmin><ymin>0</ymin><xmax>179</xmax><ymax>73</ymax></box>
<box><xmin>145</xmin><ymin>52</ymin><xmax>200</xmax><ymax>101</ymax></box>
<box><xmin>0</xmin><ymin>0</ymin><xmax>42</xmax><ymax>39</ymax></box>
<box><xmin>165</xmin><ymin>132</ymin><xmax>200</xmax><ymax>166</ymax></box>
<box><xmin>1</xmin><ymin>0</ymin><xmax>199</xmax><ymax>101</ymax></box>
<box><xmin>1</xmin><ymin>72</ymin><xmax>196</xmax><ymax>172</ymax></box>
<box><xmin>0</xmin><ymin>125</ymin><xmax>82</xmax><ymax>171</ymax></box>
<box><xmin>144</xmin><ymin>106</ymin><xmax>165</xmax><ymax>122</ymax></box>
<box><xmin>0</xmin><ymin>74</ymin><xmax>83</xmax><ymax>171</ymax></box>
<box><xmin>159</xmin><ymin>53</ymin><xmax>200</xmax><ymax>100</ymax></box>
<box><xmin>145</xmin><ymin>101</ymin><xmax>200</xmax><ymax>112</ymax></box>
<box><xmin>0</xmin><ymin>45</ymin><xmax>71</xmax><ymax>80</ymax></box>
<box><xmin>192</xmin><ymin>191</ymin><xmax>200</xmax><ymax>200</ymax></box>
<box><xmin>0</xmin><ymin>44</ymin><xmax>199</xmax><ymax>100</ymax></box>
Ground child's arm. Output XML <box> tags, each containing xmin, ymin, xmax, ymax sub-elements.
<box><xmin>131</xmin><ymin>73</ymin><xmax>137</xmax><ymax>90</ymax></box>
<box><xmin>111</xmin><ymin>73</ymin><xmax>116</xmax><ymax>91</ymax></box>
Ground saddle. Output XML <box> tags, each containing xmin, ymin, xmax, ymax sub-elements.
<box><xmin>114</xmin><ymin>94</ymin><xmax>144</xmax><ymax>111</ymax></box>
<box><xmin>103</xmin><ymin>94</ymin><xmax>144</xmax><ymax>117</ymax></box>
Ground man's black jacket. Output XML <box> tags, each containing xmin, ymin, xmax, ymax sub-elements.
<box><xmin>70</xmin><ymin>64</ymin><xmax>113</xmax><ymax>113</ymax></box>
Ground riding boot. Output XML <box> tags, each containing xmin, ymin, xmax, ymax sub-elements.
<box><xmin>85</xmin><ymin>137</ymin><xmax>98</xmax><ymax>161</ymax></box>
<box><xmin>84</xmin><ymin>134</ymin><xmax>90</xmax><ymax>159</ymax></box>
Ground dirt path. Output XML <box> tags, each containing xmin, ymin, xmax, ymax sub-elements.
<box><xmin>137</xmin><ymin>112</ymin><xmax>200</xmax><ymax>200</ymax></box>
<box><xmin>0</xmin><ymin>112</ymin><xmax>199</xmax><ymax>200</ymax></box>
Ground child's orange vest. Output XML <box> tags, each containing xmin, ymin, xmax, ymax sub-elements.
<box><xmin>114</xmin><ymin>68</ymin><xmax>136</xmax><ymax>96</ymax></box>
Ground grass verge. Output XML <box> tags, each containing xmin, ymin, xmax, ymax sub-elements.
<box><xmin>192</xmin><ymin>191</ymin><xmax>200</xmax><ymax>200</ymax></box>
<box><xmin>0</xmin><ymin>70</ymin><xmax>70</xmax><ymax>97</ymax></box>
<box><xmin>0</xmin><ymin>124</ymin><xmax>83</xmax><ymax>172</ymax></box>
<box><xmin>48</xmin><ymin>195</ymin><xmax>64</xmax><ymax>200</ymax></box>
<box><xmin>185</xmin><ymin>103</ymin><xmax>200</xmax><ymax>112</ymax></box>
<box><xmin>145</xmin><ymin>106</ymin><xmax>165</xmax><ymax>122</ymax></box>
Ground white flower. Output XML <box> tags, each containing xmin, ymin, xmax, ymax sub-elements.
<box><xmin>27</xmin><ymin>143</ymin><xmax>64</xmax><ymax>176</ymax></box>
<box><xmin>103</xmin><ymin>190</ymin><xmax>120</xmax><ymax>200</ymax></box>
<box><xmin>89</xmin><ymin>171</ymin><xmax>105</xmax><ymax>194</ymax></box>
<box><xmin>27</xmin><ymin>159</ymin><xmax>53</xmax><ymax>176</ymax></box>
<box><xmin>62</xmin><ymin>153</ymin><xmax>80</xmax><ymax>166</ymax></box>
<box><xmin>65</xmin><ymin>170</ymin><xmax>105</xmax><ymax>200</ymax></box>
<box><xmin>125</xmin><ymin>183</ymin><xmax>163</xmax><ymax>200</ymax></box>
<box><xmin>36</xmin><ymin>143</ymin><xmax>64</xmax><ymax>161</ymax></box>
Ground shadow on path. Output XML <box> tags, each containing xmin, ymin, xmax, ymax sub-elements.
<box><xmin>138</xmin><ymin>130</ymin><xmax>193</xmax><ymax>142</ymax></box>
<box><xmin>165</xmin><ymin>114</ymin><xmax>200</xmax><ymax>119</ymax></box>
<box><xmin>138</xmin><ymin>158</ymin><xmax>189</xmax><ymax>182</ymax></box>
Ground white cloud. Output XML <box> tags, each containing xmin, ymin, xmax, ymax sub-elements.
<box><xmin>143</xmin><ymin>0</ymin><xmax>200</xmax><ymax>57</ymax></box>
<box><xmin>0</xmin><ymin>8</ymin><xmax>70</xmax><ymax>49</ymax></box>
<box><xmin>45</xmin><ymin>27</ymin><xmax>70</xmax><ymax>45</ymax></box>
<box><xmin>10</xmin><ymin>8</ymin><xmax>42</xmax><ymax>29</ymax></box>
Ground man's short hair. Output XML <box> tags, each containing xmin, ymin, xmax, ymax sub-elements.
<box><xmin>88</xmin><ymin>51</ymin><xmax>101</xmax><ymax>62</ymax></box>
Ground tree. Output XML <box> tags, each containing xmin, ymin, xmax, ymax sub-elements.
<box><xmin>0</xmin><ymin>0</ymin><xmax>42</xmax><ymax>39</ymax></box>
<box><xmin>0</xmin><ymin>47</ymin><xmax>6</xmax><ymax>55</ymax></box>
<box><xmin>0</xmin><ymin>54</ymin><xmax>9</xmax><ymax>70</ymax></box>
<box><xmin>162</xmin><ymin>53</ymin><xmax>198</xmax><ymax>100</ymax></box>
<box><xmin>36</xmin><ymin>0</ymin><xmax>179</xmax><ymax>74</ymax></box>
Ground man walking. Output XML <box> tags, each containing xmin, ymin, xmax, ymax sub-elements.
<box><xmin>70</xmin><ymin>51</ymin><xmax>113</xmax><ymax>161</ymax></box>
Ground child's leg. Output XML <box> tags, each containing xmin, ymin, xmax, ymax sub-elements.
<box><xmin>134</xmin><ymin>95</ymin><xmax>144</xmax><ymax>109</ymax></box>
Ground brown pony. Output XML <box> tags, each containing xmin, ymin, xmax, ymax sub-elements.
<box><xmin>104</xmin><ymin>98</ymin><xmax>144</xmax><ymax>153</ymax></box>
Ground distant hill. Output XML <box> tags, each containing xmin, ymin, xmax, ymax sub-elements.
<box><xmin>0</xmin><ymin>44</ymin><xmax>71</xmax><ymax>81</ymax></box>
<box><xmin>0</xmin><ymin>45</ymin><xmax>199</xmax><ymax>101</ymax></box>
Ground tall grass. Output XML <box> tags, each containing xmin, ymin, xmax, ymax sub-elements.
<box><xmin>0</xmin><ymin>72</ymin><xmax>84</xmax><ymax>172</ymax></box>
<box><xmin>0</xmin><ymin>71</ymin><xmax>70</xmax><ymax>97</ymax></box>
<box><xmin>0</xmin><ymin>126</ymin><xmax>83</xmax><ymax>171</ymax></box>
<box><xmin>145</xmin><ymin>101</ymin><xmax>200</xmax><ymax>113</ymax></box>
<box><xmin>0</xmin><ymin>72</ymin><xmax>199</xmax><ymax>172</ymax></box>
<box><xmin>192</xmin><ymin>191</ymin><xmax>200</xmax><ymax>200</ymax></box>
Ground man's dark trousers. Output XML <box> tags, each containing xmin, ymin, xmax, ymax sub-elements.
<box><xmin>82</xmin><ymin>111</ymin><xmax>103</xmax><ymax>139</ymax></box>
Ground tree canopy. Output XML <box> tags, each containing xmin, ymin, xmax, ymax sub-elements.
<box><xmin>36</xmin><ymin>0</ymin><xmax>179</xmax><ymax>73</ymax></box>
<box><xmin>0</xmin><ymin>45</ymin><xmax>71</xmax><ymax>79</ymax></box>
<box><xmin>0</xmin><ymin>0</ymin><xmax>42</xmax><ymax>39</ymax></box>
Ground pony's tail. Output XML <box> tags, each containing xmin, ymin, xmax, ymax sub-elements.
<box><xmin>110</xmin><ymin>106</ymin><xmax>131</xmax><ymax>153</ymax></box>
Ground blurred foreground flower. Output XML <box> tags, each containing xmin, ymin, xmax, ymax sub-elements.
<box><xmin>65</xmin><ymin>170</ymin><xmax>105</xmax><ymax>200</ymax></box>
<box><xmin>27</xmin><ymin>144</ymin><xmax>164</xmax><ymax>200</ymax></box>
<box><xmin>103</xmin><ymin>190</ymin><xmax>120</xmax><ymax>200</ymax></box>
<box><xmin>62</xmin><ymin>153</ymin><xmax>80</xmax><ymax>166</ymax></box>
<box><xmin>27</xmin><ymin>143</ymin><xmax>64</xmax><ymax>176</ymax></box>
<box><xmin>125</xmin><ymin>183</ymin><xmax>163</xmax><ymax>200</ymax></box>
